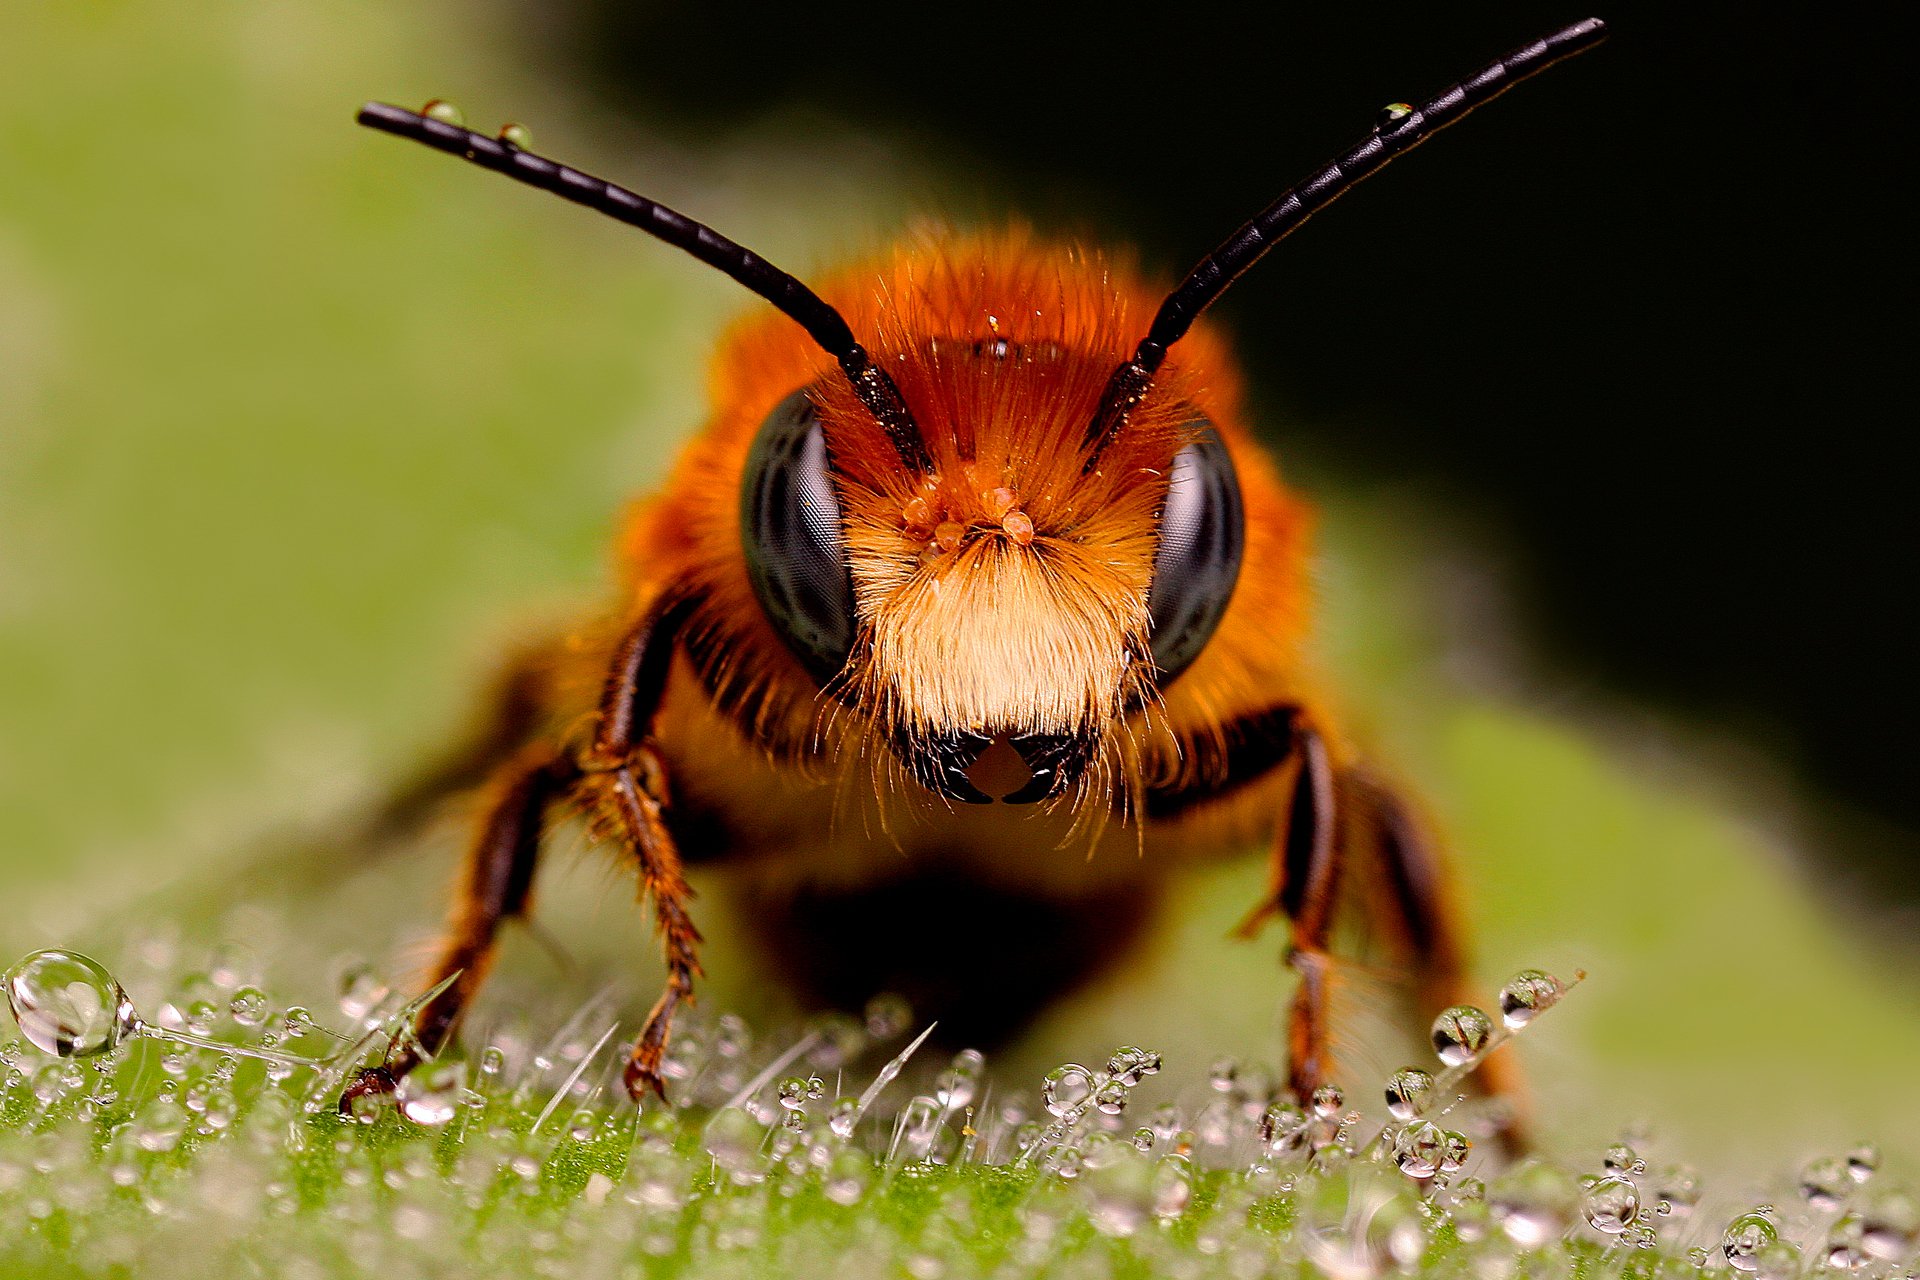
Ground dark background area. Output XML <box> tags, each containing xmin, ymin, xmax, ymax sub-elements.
<box><xmin>534</xmin><ymin>2</ymin><xmax>1917</xmax><ymax>888</ymax></box>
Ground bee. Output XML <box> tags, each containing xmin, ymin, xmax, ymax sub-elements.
<box><xmin>343</xmin><ymin>20</ymin><xmax>1607</xmax><ymax>1114</ymax></box>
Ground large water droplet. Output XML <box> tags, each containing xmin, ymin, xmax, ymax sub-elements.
<box><xmin>5</xmin><ymin>950</ymin><xmax>139</xmax><ymax>1058</ymax></box>
<box><xmin>1583</xmin><ymin>1175</ymin><xmax>1641</xmax><ymax>1235</ymax></box>
<box><xmin>1498</xmin><ymin>970</ymin><xmax>1563</xmax><ymax>1029</ymax></box>
<box><xmin>1490</xmin><ymin>1161</ymin><xmax>1577</xmax><ymax>1248</ymax></box>
<box><xmin>1430</xmin><ymin>1005</ymin><xmax>1493</xmax><ymax>1067</ymax></box>
<box><xmin>936</xmin><ymin>1049</ymin><xmax>984</xmax><ymax>1109</ymax></box>
<box><xmin>395</xmin><ymin>1060</ymin><xmax>466</xmax><ymax>1126</ymax></box>
<box><xmin>1801</xmin><ymin>1155</ymin><xmax>1853</xmax><ymax>1211</ymax></box>
<box><xmin>1723</xmin><ymin>1210</ymin><xmax>1781</xmax><ymax>1272</ymax></box>
<box><xmin>1384</xmin><ymin>1068</ymin><xmax>1434</xmax><ymax>1121</ymax></box>
<box><xmin>421</xmin><ymin>99</ymin><xmax>464</xmax><ymax>127</ymax></box>
<box><xmin>1042</xmin><ymin>1064</ymin><xmax>1094</xmax><ymax>1117</ymax></box>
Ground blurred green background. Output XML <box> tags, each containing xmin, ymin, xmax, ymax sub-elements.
<box><xmin>3</xmin><ymin>0</ymin><xmax>1916</xmax><ymax>1188</ymax></box>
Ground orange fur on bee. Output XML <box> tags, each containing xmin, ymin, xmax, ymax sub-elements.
<box><xmin>601</xmin><ymin>227</ymin><xmax>1325</xmax><ymax>896</ymax></box>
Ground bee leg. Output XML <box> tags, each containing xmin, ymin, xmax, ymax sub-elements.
<box><xmin>1266</xmin><ymin>721</ymin><xmax>1342</xmax><ymax>1102</ymax></box>
<box><xmin>340</xmin><ymin>745</ymin><xmax>577</xmax><ymax>1111</ymax></box>
<box><xmin>1347</xmin><ymin>768</ymin><xmax>1528</xmax><ymax>1148</ymax></box>
<box><xmin>571</xmin><ymin>591</ymin><xmax>705</xmax><ymax>1103</ymax></box>
<box><xmin>362</xmin><ymin>638</ymin><xmax>561</xmax><ymax>844</ymax></box>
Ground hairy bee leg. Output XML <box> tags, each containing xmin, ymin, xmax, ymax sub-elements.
<box><xmin>340</xmin><ymin>746</ymin><xmax>577</xmax><ymax>1112</ymax></box>
<box><xmin>573</xmin><ymin>591</ymin><xmax>705</xmax><ymax>1103</ymax></box>
<box><xmin>1348</xmin><ymin>768</ymin><xmax>1529</xmax><ymax>1147</ymax></box>
<box><xmin>362</xmin><ymin>639</ymin><xmax>561</xmax><ymax>844</ymax></box>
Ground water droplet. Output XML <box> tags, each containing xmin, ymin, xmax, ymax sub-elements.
<box><xmin>227</xmin><ymin>986</ymin><xmax>268</xmax><ymax>1028</ymax></box>
<box><xmin>1801</xmin><ymin>1155</ymin><xmax>1853</xmax><ymax>1211</ymax></box>
<box><xmin>864</xmin><ymin>993</ymin><xmax>911</xmax><ymax>1039</ymax></box>
<box><xmin>1498</xmin><ymin>970</ymin><xmax>1563</xmax><ymax>1029</ymax></box>
<box><xmin>1092</xmin><ymin>1079</ymin><xmax>1128</xmax><ymax>1116</ymax></box>
<box><xmin>1310</xmin><ymin>1083</ymin><xmax>1345</xmax><ymax>1118</ymax></box>
<box><xmin>1384</xmin><ymin>1068</ymin><xmax>1435</xmax><ymax>1121</ymax></box>
<box><xmin>1130</xmin><ymin>1127</ymin><xmax>1155</xmax><ymax>1154</ymax></box>
<box><xmin>1490</xmin><ymin>1160</ymin><xmax>1577</xmax><ymax>1248</ymax></box>
<box><xmin>827</xmin><ymin>1096</ymin><xmax>860</xmax><ymax>1139</ymax></box>
<box><xmin>1104</xmin><ymin>1045</ymin><xmax>1161</xmax><ymax>1087</ymax></box>
<box><xmin>422</xmin><ymin>99</ymin><xmax>464</xmax><ymax>127</ymax></box>
<box><xmin>1430</xmin><ymin>1005</ymin><xmax>1493</xmax><ymax>1067</ymax></box>
<box><xmin>497</xmin><ymin>121</ymin><xmax>533</xmax><ymax>149</ymax></box>
<box><xmin>1042</xmin><ymin>1064</ymin><xmax>1094</xmax><ymax>1117</ymax></box>
<box><xmin>135</xmin><ymin>1096</ymin><xmax>189</xmax><ymax>1152</ymax></box>
<box><xmin>336</xmin><ymin>965</ymin><xmax>388</xmax><ymax>1021</ymax></box>
<box><xmin>776</xmin><ymin>1076</ymin><xmax>810</xmax><ymax>1111</ymax></box>
<box><xmin>1085</xmin><ymin>1153</ymin><xmax>1155</xmax><ymax>1237</ymax></box>
<box><xmin>824</xmin><ymin>1148</ymin><xmax>869</xmax><ymax>1206</ymax></box>
<box><xmin>1207</xmin><ymin>1057</ymin><xmax>1240</xmax><ymax>1093</ymax></box>
<box><xmin>395</xmin><ymin>1061</ymin><xmax>465</xmax><ymax>1126</ymax></box>
<box><xmin>4</xmin><ymin>950</ymin><xmax>140</xmax><ymax>1057</ymax></box>
<box><xmin>1260</xmin><ymin>1103</ymin><xmax>1310</xmax><ymax>1158</ymax></box>
<box><xmin>1393</xmin><ymin>1122</ymin><xmax>1447</xmax><ymax>1179</ymax></box>
<box><xmin>704</xmin><ymin>1107</ymin><xmax>763</xmax><ymax>1177</ymax></box>
<box><xmin>1377</xmin><ymin>102</ymin><xmax>1414</xmax><ymax>130</ymax></box>
<box><xmin>1584</xmin><ymin>1175</ymin><xmax>1641</xmax><ymax>1235</ymax></box>
<box><xmin>1723</xmin><ymin>1210</ymin><xmax>1781</xmax><ymax>1272</ymax></box>
<box><xmin>936</xmin><ymin>1049</ymin><xmax>984</xmax><ymax>1109</ymax></box>
<box><xmin>1859</xmin><ymin>1190</ymin><xmax>1919</xmax><ymax>1262</ymax></box>
<box><xmin>1847</xmin><ymin>1144</ymin><xmax>1880</xmax><ymax>1184</ymax></box>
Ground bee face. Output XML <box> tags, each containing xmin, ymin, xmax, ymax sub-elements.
<box><xmin>738</xmin><ymin>318</ymin><xmax>1248</xmax><ymax>804</ymax></box>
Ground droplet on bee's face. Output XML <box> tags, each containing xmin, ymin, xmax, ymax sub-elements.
<box><xmin>4</xmin><ymin>949</ymin><xmax>140</xmax><ymax>1058</ymax></box>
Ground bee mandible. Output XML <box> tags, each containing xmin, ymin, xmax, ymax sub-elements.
<box><xmin>342</xmin><ymin>19</ymin><xmax>1607</xmax><ymax>1115</ymax></box>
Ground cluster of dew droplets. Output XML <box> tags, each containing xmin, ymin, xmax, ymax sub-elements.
<box><xmin>1704</xmin><ymin>1143</ymin><xmax>1916</xmax><ymax>1279</ymax></box>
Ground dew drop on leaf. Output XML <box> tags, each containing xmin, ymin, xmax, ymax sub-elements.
<box><xmin>4</xmin><ymin>950</ymin><xmax>140</xmax><ymax>1058</ymax></box>
<box><xmin>1430</xmin><ymin>1005</ymin><xmax>1493</xmax><ymax>1067</ymax></box>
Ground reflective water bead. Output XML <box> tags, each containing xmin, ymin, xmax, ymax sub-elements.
<box><xmin>1847</xmin><ymin>1144</ymin><xmax>1880</xmax><ymax>1184</ymax></box>
<box><xmin>1859</xmin><ymin>1190</ymin><xmax>1919</xmax><ymax>1261</ymax></box>
<box><xmin>497</xmin><ymin>121</ymin><xmax>532</xmax><ymax>149</ymax></box>
<box><xmin>776</xmin><ymin>1077</ymin><xmax>810</xmax><ymax>1111</ymax></box>
<box><xmin>1801</xmin><ymin>1155</ymin><xmax>1854</xmax><ymax>1211</ymax></box>
<box><xmin>1602</xmin><ymin>1142</ymin><xmax>1643</xmax><ymax>1175</ymax></box>
<box><xmin>1130</xmin><ymin>1127</ymin><xmax>1155</xmax><ymax>1154</ymax></box>
<box><xmin>1430</xmin><ymin>1005</ymin><xmax>1493</xmax><ymax>1067</ymax></box>
<box><xmin>1498</xmin><ymin>970</ymin><xmax>1563</xmax><ymax>1029</ymax></box>
<box><xmin>135</xmin><ymin>1096</ymin><xmax>189</xmax><ymax>1152</ymax></box>
<box><xmin>1206</xmin><ymin>1057</ymin><xmax>1240</xmax><ymax>1093</ymax></box>
<box><xmin>704</xmin><ymin>1107</ymin><xmax>763</xmax><ymax>1177</ymax></box>
<box><xmin>1310</xmin><ymin>1083</ymin><xmax>1345</xmax><ymax>1118</ymax></box>
<box><xmin>1377</xmin><ymin>101</ymin><xmax>1414</xmax><ymax>130</ymax></box>
<box><xmin>1439</xmin><ymin>1130</ymin><xmax>1471</xmax><ymax>1174</ymax></box>
<box><xmin>1583</xmin><ymin>1175</ymin><xmax>1641</xmax><ymax>1235</ymax></box>
<box><xmin>421</xmin><ymin>99</ymin><xmax>464</xmax><ymax>126</ymax></box>
<box><xmin>1384</xmin><ymin>1068</ymin><xmax>1435</xmax><ymax>1121</ymax></box>
<box><xmin>4</xmin><ymin>950</ymin><xmax>140</xmax><ymax>1058</ymax></box>
<box><xmin>1490</xmin><ymin>1160</ymin><xmax>1578</xmax><ymax>1249</ymax></box>
<box><xmin>827</xmin><ymin>1097</ymin><xmax>860</xmax><ymax>1140</ymax></box>
<box><xmin>395</xmin><ymin>1060</ymin><xmax>465</xmax><ymax>1127</ymax></box>
<box><xmin>1260</xmin><ymin>1103</ymin><xmax>1310</xmax><ymax>1157</ymax></box>
<box><xmin>936</xmin><ymin>1049</ymin><xmax>984</xmax><ymax>1109</ymax></box>
<box><xmin>1092</xmin><ymin>1079</ymin><xmax>1128</xmax><ymax>1115</ymax></box>
<box><xmin>1825</xmin><ymin>1213</ymin><xmax>1869</xmax><ymax>1272</ymax></box>
<box><xmin>1751</xmin><ymin>1241</ymin><xmax>1803</xmax><ymax>1280</ymax></box>
<box><xmin>1042</xmin><ymin>1064</ymin><xmax>1095</xmax><ymax>1117</ymax></box>
<box><xmin>1723</xmin><ymin>1210</ymin><xmax>1781</xmax><ymax>1272</ymax></box>
<box><xmin>1393</xmin><ymin>1123</ymin><xmax>1447</xmax><ymax>1179</ymax></box>
<box><xmin>227</xmin><ymin>986</ymin><xmax>268</xmax><ymax>1028</ymax></box>
<box><xmin>336</xmin><ymin>965</ymin><xmax>389</xmax><ymax>1021</ymax></box>
<box><xmin>1085</xmin><ymin>1154</ymin><xmax>1155</xmax><ymax>1237</ymax></box>
<box><xmin>864</xmin><ymin>993</ymin><xmax>911</xmax><ymax>1039</ymax></box>
<box><xmin>1105</xmin><ymin>1045</ymin><xmax>1161</xmax><ymax>1087</ymax></box>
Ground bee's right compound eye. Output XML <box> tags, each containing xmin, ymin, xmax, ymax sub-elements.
<box><xmin>1146</xmin><ymin>421</ymin><xmax>1245</xmax><ymax>685</ymax></box>
<box><xmin>740</xmin><ymin>389</ymin><xmax>856</xmax><ymax>685</ymax></box>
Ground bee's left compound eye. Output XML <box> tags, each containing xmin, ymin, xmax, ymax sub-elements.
<box><xmin>1147</xmin><ymin>421</ymin><xmax>1245</xmax><ymax>685</ymax></box>
<box><xmin>740</xmin><ymin>389</ymin><xmax>856</xmax><ymax>685</ymax></box>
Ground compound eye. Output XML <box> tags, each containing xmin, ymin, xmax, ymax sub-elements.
<box><xmin>740</xmin><ymin>389</ymin><xmax>855</xmax><ymax>685</ymax></box>
<box><xmin>1147</xmin><ymin>420</ymin><xmax>1245</xmax><ymax>684</ymax></box>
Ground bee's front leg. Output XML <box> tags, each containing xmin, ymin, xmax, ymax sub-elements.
<box><xmin>573</xmin><ymin>589</ymin><xmax>705</xmax><ymax>1103</ymax></box>
<box><xmin>341</xmin><ymin>744</ymin><xmax>578</xmax><ymax>1113</ymax></box>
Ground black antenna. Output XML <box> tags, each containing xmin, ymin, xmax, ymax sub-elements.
<box><xmin>355</xmin><ymin>102</ymin><xmax>931</xmax><ymax>473</ymax></box>
<box><xmin>1084</xmin><ymin>17</ymin><xmax>1609</xmax><ymax>461</ymax></box>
